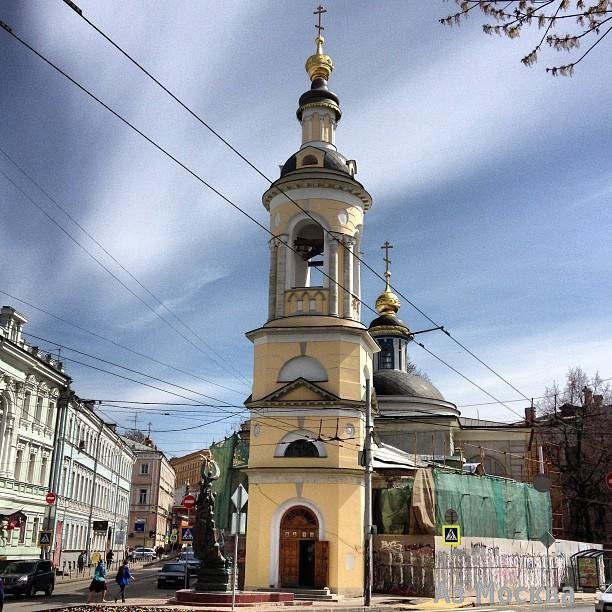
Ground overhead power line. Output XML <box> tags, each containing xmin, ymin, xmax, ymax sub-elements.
<box><xmin>0</xmin><ymin>166</ymin><xmax>250</xmax><ymax>391</ymax></box>
<box><xmin>0</xmin><ymin>19</ymin><xmax>547</xmax><ymax>422</ymax></box>
<box><xmin>23</xmin><ymin>331</ymin><xmax>235</xmax><ymax>405</ymax></box>
<box><xmin>0</xmin><ymin>145</ymin><xmax>250</xmax><ymax>388</ymax></box>
<box><xmin>0</xmin><ymin>289</ymin><xmax>244</xmax><ymax>396</ymax></box>
<box><xmin>62</xmin><ymin>4</ymin><xmax>535</xmax><ymax>405</ymax></box>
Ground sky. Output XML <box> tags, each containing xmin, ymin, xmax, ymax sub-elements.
<box><xmin>1</xmin><ymin>1</ymin><xmax>611</xmax><ymax>458</ymax></box>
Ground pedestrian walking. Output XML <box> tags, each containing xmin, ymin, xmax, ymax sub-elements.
<box><xmin>106</xmin><ymin>549</ymin><xmax>114</xmax><ymax>569</ymax></box>
<box><xmin>77</xmin><ymin>551</ymin><xmax>85</xmax><ymax>574</ymax></box>
<box><xmin>114</xmin><ymin>559</ymin><xmax>135</xmax><ymax>603</ymax></box>
<box><xmin>87</xmin><ymin>560</ymin><xmax>108</xmax><ymax>604</ymax></box>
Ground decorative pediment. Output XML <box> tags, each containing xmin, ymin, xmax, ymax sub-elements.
<box><xmin>250</xmin><ymin>377</ymin><xmax>340</xmax><ymax>406</ymax></box>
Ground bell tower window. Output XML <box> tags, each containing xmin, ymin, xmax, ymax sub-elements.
<box><xmin>293</xmin><ymin>223</ymin><xmax>324</xmax><ymax>288</ymax></box>
<box><xmin>378</xmin><ymin>338</ymin><xmax>394</xmax><ymax>369</ymax></box>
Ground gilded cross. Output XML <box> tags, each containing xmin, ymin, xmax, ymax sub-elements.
<box><xmin>314</xmin><ymin>5</ymin><xmax>327</xmax><ymax>37</ymax></box>
<box><xmin>381</xmin><ymin>241</ymin><xmax>393</xmax><ymax>289</ymax></box>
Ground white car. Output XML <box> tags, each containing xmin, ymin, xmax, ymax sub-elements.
<box><xmin>596</xmin><ymin>584</ymin><xmax>612</xmax><ymax>612</ymax></box>
<box><xmin>132</xmin><ymin>546</ymin><xmax>156</xmax><ymax>560</ymax></box>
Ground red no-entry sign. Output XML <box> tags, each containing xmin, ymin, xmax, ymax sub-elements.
<box><xmin>182</xmin><ymin>494</ymin><xmax>196</xmax><ymax>509</ymax></box>
<box><xmin>46</xmin><ymin>492</ymin><xmax>57</xmax><ymax>505</ymax></box>
<box><xmin>606</xmin><ymin>472</ymin><xmax>612</xmax><ymax>490</ymax></box>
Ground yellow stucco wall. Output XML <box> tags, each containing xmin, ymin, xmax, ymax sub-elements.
<box><xmin>244</xmin><ymin>479</ymin><xmax>365</xmax><ymax>596</ymax></box>
<box><xmin>250</xmin><ymin>338</ymin><xmax>369</xmax><ymax>401</ymax></box>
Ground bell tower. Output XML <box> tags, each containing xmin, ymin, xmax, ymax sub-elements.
<box><xmin>244</xmin><ymin>9</ymin><xmax>378</xmax><ymax>598</ymax></box>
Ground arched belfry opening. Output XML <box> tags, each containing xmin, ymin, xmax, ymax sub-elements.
<box><xmin>279</xmin><ymin>506</ymin><xmax>328</xmax><ymax>588</ymax></box>
<box><xmin>293</xmin><ymin>223</ymin><xmax>324</xmax><ymax>288</ymax></box>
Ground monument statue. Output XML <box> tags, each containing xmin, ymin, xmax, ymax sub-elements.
<box><xmin>192</xmin><ymin>456</ymin><xmax>231</xmax><ymax>591</ymax></box>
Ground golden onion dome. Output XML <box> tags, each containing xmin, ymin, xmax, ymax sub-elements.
<box><xmin>375</xmin><ymin>290</ymin><xmax>401</xmax><ymax>314</ymax></box>
<box><xmin>305</xmin><ymin>36</ymin><xmax>333</xmax><ymax>82</ymax></box>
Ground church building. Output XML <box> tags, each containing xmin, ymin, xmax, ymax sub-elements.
<box><xmin>243</xmin><ymin>14</ymin><xmax>540</xmax><ymax>598</ymax></box>
<box><xmin>243</xmin><ymin>28</ymin><xmax>377</xmax><ymax>597</ymax></box>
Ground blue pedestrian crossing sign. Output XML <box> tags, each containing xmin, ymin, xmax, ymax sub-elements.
<box><xmin>181</xmin><ymin>527</ymin><xmax>194</xmax><ymax>541</ymax></box>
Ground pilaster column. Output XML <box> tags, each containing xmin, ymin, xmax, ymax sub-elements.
<box><xmin>275</xmin><ymin>235</ymin><xmax>289</xmax><ymax>319</ymax></box>
<box><xmin>342</xmin><ymin>235</ymin><xmax>355</xmax><ymax>319</ymax></box>
<box><xmin>328</xmin><ymin>238</ymin><xmax>339</xmax><ymax>316</ymax></box>
<box><xmin>268</xmin><ymin>239</ymin><xmax>279</xmax><ymax>321</ymax></box>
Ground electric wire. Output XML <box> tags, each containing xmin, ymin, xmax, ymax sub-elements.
<box><xmin>0</xmin><ymin>19</ymin><xmax>594</xmax><ymax>427</ymax></box>
<box><xmin>63</xmin><ymin>3</ymin><xmax>536</xmax><ymax>406</ymax></box>
<box><xmin>0</xmin><ymin>165</ymin><xmax>250</xmax><ymax>391</ymax></box>
<box><xmin>22</xmin><ymin>331</ymin><xmax>235</xmax><ymax>406</ymax></box>
<box><xmin>0</xmin><ymin>145</ymin><xmax>250</xmax><ymax>388</ymax></box>
<box><xmin>0</xmin><ymin>289</ymin><xmax>243</xmax><ymax>396</ymax></box>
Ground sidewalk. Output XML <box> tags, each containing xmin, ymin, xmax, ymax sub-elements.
<box><xmin>41</xmin><ymin>589</ymin><xmax>601</xmax><ymax>612</ymax></box>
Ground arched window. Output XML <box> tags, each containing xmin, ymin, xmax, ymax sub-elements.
<box><xmin>292</xmin><ymin>223</ymin><xmax>324</xmax><ymax>288</ymax></box>
<box><xmin>302</xmin><ymin>155</ymin><xmax>318</xmax><ymax>166</ymax></box>
<box><xmin>275</xmin><ymin>431</ymin><xmax>327</xmax><ymax>458</ymax></box>
<box><xmin>284</xmin><ymin>439</ymin><xmax>320</xmax><ymax>457</ymax></box>
<box><xmin>278</xmin><ymin>356</ymin><xmax>327</xmax><ymax>382</ymax></box>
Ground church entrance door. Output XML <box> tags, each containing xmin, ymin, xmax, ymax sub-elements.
<box><xmin>279</xmin><ymin>506</ymin><xmax>328</xmax><ymax>588</ymax></box>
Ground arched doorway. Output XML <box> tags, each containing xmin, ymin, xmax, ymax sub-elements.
<box><xmin>279</xmin><ymin>506</ymin><xmax>328</xmax><ymax>588</ymax></box>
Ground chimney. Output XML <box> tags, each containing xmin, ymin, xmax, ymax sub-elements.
<box><xmin>525</xmin><ymin>406</ymin><xmax>536</xmax><ymax>423</ymax></box>
<box><xmin>582</xmin><ymin>386</ymin><xmax>593</xmax><ymax>407</ymax></box>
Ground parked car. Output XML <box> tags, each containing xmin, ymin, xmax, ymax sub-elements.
<box><xmin>157</xmin><ymin>562</ymin><xmax>190</xmax><ymax>589</ymax></box>
<box><xmin>596</xmin><ymin>584</ymin><xmax>612</xmax><ymax>612</ymax></box>
<box><xmin>0</xmin><ymin>559</ymin><xmax>54</xmax><ymax>597</ymax></box>
<box><xmin>132</xmin><ymin>546</ymin><xmax>156</xmax><ymax>560</ymax></box>
<box><xmin>177</xmin><ymin>549</ymin><xmax>200</xmax><ymax>573</ymax></box>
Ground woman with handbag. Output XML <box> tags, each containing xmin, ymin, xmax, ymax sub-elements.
<box><xmin>87</xmin><ymin>560</ymin><xmax>107</xmax><ymax>603</ymax></box>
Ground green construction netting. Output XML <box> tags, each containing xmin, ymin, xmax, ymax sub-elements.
<box><xmin>374</xmin><ymin>480</ymin><xmax>414</xmax><ymax>534</ymax></box>
<box><xmin>374</xmin><ymin>469</ymin><xmax>551</xmax><ymax>540</ymax></box>
<box><xmin>211</xmin><ymin>434</ymin><xmax>249</xmax><ymax>529</ymax></box>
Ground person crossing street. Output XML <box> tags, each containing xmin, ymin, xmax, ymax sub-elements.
<box><xmin>114</xmin><ymin>559</ymin><xmax>135</xmax><ymax>603</ymax></box>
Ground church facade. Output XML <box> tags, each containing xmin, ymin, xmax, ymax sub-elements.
<box><xmin>243</xmin><ymin>19</ymin><xmax>537</xmax><ymax>598</ymax></box>
<box><xmin>243</xmin><ymin>32</ymin><xmax>378</xmax><ymax>597</ymax></box>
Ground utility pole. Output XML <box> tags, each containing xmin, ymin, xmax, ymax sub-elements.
<box><xmin>86</xmin><ymin>417</ymin><xmax>104</xmax><ymax>561</ymax></box>
<box><xmin>44</xmin><ymin>387</ymin><xmax>72</xmax><ymax>561</ymax></box>
<box><xmin>363</xmin><ymin>378</ymin><xmax>373</xmax><ymax>606</ymax></box>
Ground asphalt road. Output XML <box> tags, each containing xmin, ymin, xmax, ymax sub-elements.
<box><xmin>2</xmin><ymin>563</ymin><xmax>179</xmax><ymax>610</ymax></box>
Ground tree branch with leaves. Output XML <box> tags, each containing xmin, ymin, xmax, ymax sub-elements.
<box><xmin>440</xmin><ymin>1</ymin><xmax>612</xmax><ymax>75</ymax></box>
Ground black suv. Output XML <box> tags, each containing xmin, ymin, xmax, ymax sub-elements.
<box><xmin>0</xmin><ymin>559</ymin><xmax>54</xmax><ymax>597</ymax></box>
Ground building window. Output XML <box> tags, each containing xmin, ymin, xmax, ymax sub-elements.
<box><xmin>284</xmin><ymin>439</ymin><xmax>320</xmax><ymax>457</ymax></box>
<box><xmin>18</xmin><ymin>518</ymin><xmax>27</xmax><ymax>543</ymax></box>
<box><xmin>138</xmin><ymin>489</ymin><xmax>147</xmax><ymax>504</ymax></box>
<box><xmin>27</xmin><ymin>453</ymin><xmax>36</xmax><ymax>482</ymax></box>
<box><xmin>40</xmin><ymin>457</ymin><xmax>48</xmax><ymax>487</ymax></box>
<box><xmin>34</xmin><ymin>396</ymin><xmax>43</xmax><ymax>422</ymax></box>
<box><xmin>14</xmin><ymin>449</ymin><xmax>23</xmax><ymax>481</ymax></box>
<box><xmin>378</xmin><ymin>338</ymin><xmax>394</xmax><ymax>369</ymax></box>
<box><xmin>31</xmin><ymin>517</ymin><xmax>39</xmax><ymax>543</ymax></box>
<box><xmin>140</xmin><ymin>463</ymin><xmax>149</xmax><ymax>475</ymax></box>
<box><xmin>23</xmin><ymin>391</ymin><xmax>31</xmax><ymax>419</ymax></box>
<box><xmin>46</xmin><ymin>401</ymin><xmax>55</xmax><ymax>428</ymax></box>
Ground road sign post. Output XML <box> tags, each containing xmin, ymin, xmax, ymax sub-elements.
<box><xmin>38</xmin><ymin>530</ymin><xmax>53</xmax><ymax>547</ymax></box>
<box><xmin>181</xmin><ymin>527</ymin><xmax>194</xmax><ymax>542</ymax></box>
<box><xmin>231</xmin><ymin>485</ymin><xmax>247</xmax><ymax>612</ymax></box>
